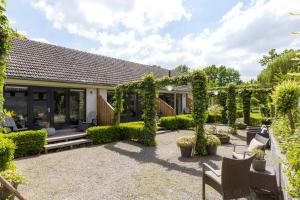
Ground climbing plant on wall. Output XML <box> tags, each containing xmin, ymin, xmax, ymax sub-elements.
<box><xmin>112</xmin><ymin>70</ymin><xmax>209</xmax><ymax>155</ymax></box>
<box><xmin>226</xmin><ymin>83</ymin><xmax>237</xmax><ymax>134</ymax></box>
<box><xmin>241</xmin><ymin>89</ymin><xmax>252</xmax><ymax>125</ymax></box>
<box><xmin>0</xmin><ymin>1</ymin><xmax>20</xmax><ymax>131</ymax></box>
<box><xmin>191</xmin><ymin>71</ymin><xmax>208</xmax><ymax>155</ymax></box>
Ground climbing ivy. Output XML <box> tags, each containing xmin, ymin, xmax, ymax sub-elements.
<box><xmin>112</xmin><ymin>87</ymin><xmax>123</xmax><ymax>125</ymax></box>
<box><xmin>227</xmin><ymin>83</ymin><xmax>237</xmax><ymax>134</ymax></box>
<box><xmin>0</xmin><ymin>1</ymin><xmax>20</xmax><ymax>131</ymax></box>
<box><xmin>217</xmin><ymin>91</ymin><xmax>227</xmax><ymax>123</ymax></box>
<box><xmin>241</xmin><ymin>89</ymin><xmax>252</xmax><ymax>125</ymax></box>
<box><xmin>191</xmin><ymin>70</ymin><xmax>208</xmax><ymax>155</ymax></box>
<box><xmin>140</xmin><ymin>74</ymin><xmax>157</xmax><ymax>146</ymax></box>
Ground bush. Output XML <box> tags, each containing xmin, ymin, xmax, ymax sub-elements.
<box><xmin>206</xmin><ymin>113</ymin><xmax>222</xmax><ymax>123</ymax></box>
<box><xmin>87</xmin><ymin>122</ymin><xmax>144</xmax><ymax>144</ymax></box>
<box><xmin>0</xmin><ymin>136</ymin><xmax>15</xmax><ymax>171</ymax></box>
<box><xmin>159</xmin><ymin>115</ymin><xmax>194</xmax><ymax>130</ymax></box>
<box><xmin>3</xmin><ymin>130</ymin><xmax>47</xmax><ymax>158</ymax></box>
<box><xmin>250</xmin><ymin>114</ymin><xmax>266</xmax><ymax>126</ymax></box>
<box><xmin>227</xmin><ymin>83</ymin><xmax>237</xmax><ymax>134</ymax></box>
<box><xmin>205</xmin><ymin>134</ymin><xmax>221</xmax><ymax>146</ymax></box>
<box><xmin>176</xmin><ymin>135</ymin><xmax>195</xmax><ymax>148</ymax></box>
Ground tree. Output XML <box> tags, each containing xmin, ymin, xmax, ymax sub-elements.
<box><xmin>174</xmin><ymin>64</ymin><xmax>189</xmax><ymax>74</ymax></box>
<box><xmin>226</xmin><ymin>83</ymin><xmax>237</xmax><ymax>134</ymax></box>
<box><xmin>151</xmin><ymin>65</ymin><xmax>161</xmax><ymax>68</ymax></box>
<box><xmin>0</xmin><ymin>1</ymin><xmax>20</xmax><ymax>130</ymax></box>
<box><xmin>203</xmin><ymin>65</ymin><xmax>240</xmax><ymax>87</ymax></box>
<box><xmin>257</xmin><ymin>49</ymin><xmax>300</xmax><ymax>85</ymax></box>
<box><xmin>259</xmin><ymin>49</ymin><xmax>280</xmax><ymax>66</ymax></box>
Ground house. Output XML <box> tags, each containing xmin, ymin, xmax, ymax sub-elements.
<box><xmin>4</xmin><ymin>39</ymin><xmax>192</xmax><ymax>130</ymax></box>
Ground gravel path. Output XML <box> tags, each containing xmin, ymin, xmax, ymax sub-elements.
<box><xmin>15</xmin><ymin>126</ymin><xmax>273</xmax><ymax>200</ymax></box>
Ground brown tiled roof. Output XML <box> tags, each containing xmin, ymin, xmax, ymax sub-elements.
<box><xmin>7</xmin><ymin>39</ymin><xmax>178</xmax><ymax>86</ymax></box>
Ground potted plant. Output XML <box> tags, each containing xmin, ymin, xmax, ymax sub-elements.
<box><xmin>205</xmin><ymin>134</ymin><xmax>221</xmax><ymax>155</ymax></box>
<box><xmin>0</xmin><ymin>170</ymin><xmax>26</xmax><ymax>199</ymax></box>
<box><xmin>251</xmin><ymin>149</ymin><xmax>266</xmax><ymax>172</ymax></box>
<box><xmin>176</xmin><ymin>135</ymin><xmax>195</xmax><ymax>158</ymax></box>
<box><xmin>236</xmin><ymin>121</ymin><xmax>247</xmax><ymax>130</ymax></box>
<box><xmin>215</xmin><ymin>130</ymin><xmax>230</xmax><ymax>144</ymax></box>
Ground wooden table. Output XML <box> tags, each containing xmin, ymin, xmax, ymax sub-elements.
<box><xmin>250</xmin><ymin>166</ymin><xmax>279</xmax><ymax>199</ymax></box>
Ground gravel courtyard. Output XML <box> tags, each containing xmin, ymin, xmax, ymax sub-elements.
<box><xmin>15</xmin><ymin>127</ymin><xmax>272</xmax><ymax>200</ymax></box>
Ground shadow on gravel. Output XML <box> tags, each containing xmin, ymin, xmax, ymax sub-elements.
<box><xmin>104</xmin><ymin>140</ymin><xmax>223</xmax><ymax>178</ymax></box>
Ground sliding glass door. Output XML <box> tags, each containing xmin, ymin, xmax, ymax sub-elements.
<box><xmin>32</xmin><ymin>88</ymin><xmax>50</xmax><ymax>128</ymax></box>
<box><xmin>53</xmin><ymin>89</ymin><xmax>67</xmax><ymax>128</ymax></box>
<box><xmin>69</xmin><ymin>89</ymin><xmax>85</xmax><ymax>126</ymax></box>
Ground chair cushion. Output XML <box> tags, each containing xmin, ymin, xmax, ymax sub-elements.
<box><xmin>205</xmin><ymin>170</ymin><xmax>221</xmax><ymax>185</ymax></box>
<box><xmin>247</xmin><ymin>138</ymin><xmax>264</xmax><ymax>152</ymax></box>
<box><xmin>232</xmin><ymin>152</ymin><xmax>251</xmax><ymax>159</ymax></box>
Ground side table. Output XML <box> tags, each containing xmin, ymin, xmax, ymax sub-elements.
<box><xmin>250</xmin><ymin>166</ymin><xmax>280</xmax><ymax>199</ymax></box>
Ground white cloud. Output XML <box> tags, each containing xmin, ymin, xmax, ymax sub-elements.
<box><xmin>32</xmin><ymin>0</ymin><xmax>300</xmax><ymax>80</ymax></box>
<box><xmin>32</xmin><ymin>0</ymin><xmax>190</xmax><ymax>32</ymax></box>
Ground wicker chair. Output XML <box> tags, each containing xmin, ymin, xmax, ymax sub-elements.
<box><xmin>232</xmin><ymin>134</ymin><xmax>270</xmax><ymax>159</ymax></box>
<box><xmin>202</xmin><ymin>156</ymin><xmax>254</xmax><ymax>200</ymax></box>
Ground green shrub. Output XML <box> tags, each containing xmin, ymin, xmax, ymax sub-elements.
<box><xmin>3</xmin><ymin>130</ymin><xmax>47</xmax><ymax>158</ymax></box>
<box><xmin>227</xmin><ymin>83</ymin><xmax>237</xmax><ymax>134</ymax></box>
<box><xmin>87</xmin><ymin>122</ymin><xmax>144</xmax><ymax>144</ymax></box>
<box><xmin>273</xmin><ymin>80</ymin><xmax>300</xmax><ymax>131</ymax></box>
<box><xmin>0</xmin><ymin>137</ymin><xmax>15</xmax><ymax>171</ymax></box>
<box><xmin>176</xmin><ymin>135</ymin><xmax>195</xmax><ymax>148</ymax></box>
<box><xmin>205</xmin><ymin>134</ymin><xmax>221</xmax><ymax>146</ymax></box>
<box><xmin>206</xmin><ymin>113</ymin><xmax>222</xmax><ymax>123</ymax></box>
<box><xmin>0</xmin><ymin>169</ymin><xmax>25</xmax><ymax>184</ymax></box>
<box><xmin>237</xmin><ymin>109</ymin><xmax>244</xmax><ymax>118</ymax></box>
<box><xmin>250</xmin><ymin>114</ymin><xmax>266</xmax><ymax>126</ymax></box>
<box><xmin>160</xmin><ymin>115</ymin><xmax>194</xmax><ymax>130</ymax></box>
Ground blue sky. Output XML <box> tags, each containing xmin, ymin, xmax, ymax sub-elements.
<box><xmin>6</xmin><ymin>0</ymin><xmax>300</xmax><ymax>80</ymax></box>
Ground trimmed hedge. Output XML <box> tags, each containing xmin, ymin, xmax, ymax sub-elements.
<box><xmin>160</xmin><ymin>115</ymin><xmax>194</xmax><ymax>130</ymax></box>
<box><xmin>87</xmin><ymin>122</ymin><xmax>144</xmax><ymax>144</ymax></box>
<box><xmin>3</xmin><ymin>130</ymin><xmax>47</xmax><ymax>158</ymax></box>
<box><xmin>0</xmin><ymin>136</ymin><xmax>15</xmax><ymax>171</ymax></box>
<box><xmin>206</xmin><ymin>114</ymin><xmax>222</xmax><ymax>123</ymax></box>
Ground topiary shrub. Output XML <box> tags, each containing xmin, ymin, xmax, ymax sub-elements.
<box><xmin>87</xmin><ymin>122</ymin><xmax>144</xmax><ymax>144</ymax></box>
<box><xmin>241</xmin><ymin>89</ymin><xmax>252</xmax><ymax>125</ymax></box>
<box><xmin>0</xmin><ymin>136</ymin><xmax>15</xmax><ymax>171</ymax></box>
<box><xmin>217</xmin><ymin>91</ymin><xmax>227</xmax><ymax>124</ymax></box>
<box><xmin>192</xmin><ymin>70</ymin><xmax>208</xmax><ymax>155</ymax></box>
<box><xmin>273</xmin><ymin>80</ymin><xmax>300</xmax><ymax>131</ymax></box>
<box><xmin>3</xmin><ymin>130</ymin><xmax>47</xmax><ymax>158</ymax></box>
<box><xmin>159</xmin><ymin>115</ymin><xmax>194</xmax><ymax>130</ymax></box>
<box><xmin>226</xmin><ymin>83</ymin><xmax>237</xmax><ymax>134</ymax></box>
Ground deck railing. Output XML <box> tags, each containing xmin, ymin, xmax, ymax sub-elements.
<box><xmin>97</xmin><ymin>95</ymin><xmax>114</xmax><ymax>125</ymax></box>
<box><xmin>157</xmin><ymin>98</ymin><xmax>175</xmax><ymax>116</ymax></box>
<box><xmin>0</xmin><ymin>176</ymin><xmax>26</xmax><ymax>200</ymax></box>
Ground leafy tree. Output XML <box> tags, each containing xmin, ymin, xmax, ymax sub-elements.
<box><xmin>257</xmin><ymin>49</ymin><xmax>300</xmax><ymax>85</ymax></box>
<box><xmin>174</xmin><ymin>64</ymin><xmax>190</xmax><ymax>74</ymax></box>
<box><xmin>204</xmin><ymin>65</ymin><xmax>240</xmax><ymax>87</ymax></box>
<box><xmin>259</xmin><ymin>49</ymin><xmax>280</xmax><ymax>66</ymax></box>
<box><xmin>0</xmin><ymin>1</ymin><xmax>20</xmax><ymax>130</ymax></box>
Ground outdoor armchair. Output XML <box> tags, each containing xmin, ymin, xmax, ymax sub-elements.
<box><xmin>77</xmin><ymin>111</ymin><xmax>97</xmax><ymax>131</ymax></box>
<box><xmin>202</xmin><ymin>156</ymin><xmax>254</xmax><ymax>200</ymax></box>
<box><xmin>232</xmin><ymin>134</ymin><xmax>269</xmax><ymax>159</ymax></box>
<box><xmin>4</xmin><ymin>117</ymin><xmax>28</xmax><ymax>133</ymax></box>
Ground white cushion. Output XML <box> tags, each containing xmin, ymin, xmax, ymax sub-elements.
<box><xmin>247</xmin><ymin>138</ymin><xmax>264</xmax><ymax>152</ymax></box>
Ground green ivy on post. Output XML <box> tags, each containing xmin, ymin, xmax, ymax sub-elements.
<box><xmin>227</xmin><ymin>83</ymin><xmax>237</xmax><ymax>134</ymax></box>
<box><xmin>112</xmin><ymin>87</ymin><xmax>124</xmax><ymax>125</ymax></box>
<box><xmin>140</xmin><ymin>74</ymin><xmax>157</xmax><ymax>146</ymax></box>
<box><xmin>191</xmin><ymin>70</ymin><xmax>208</xmax><ymax>155</ymax></box>
<box><xmin>241</xmin><ymin>89</ymin><xmax>252</xmax><ymax>125</ymax></box>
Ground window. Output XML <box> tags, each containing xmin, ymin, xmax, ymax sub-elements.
<box><xmin>4</xmin><ymin>86</ymin><xmax>28</xmax><ymax>128</ymax></box>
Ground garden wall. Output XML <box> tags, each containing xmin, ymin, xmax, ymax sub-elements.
<box><xmin>270</xmin><ymin>133</ymin><xmax>292</xmax><ymax>200</ymax></box>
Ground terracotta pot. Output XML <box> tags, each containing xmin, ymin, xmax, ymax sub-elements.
<box><xmin>179</xmin><ymin>146</ymin><xmax>193</xmax><ymax>157</ymax></box>
<box><xmin>207</xmin><ymin>146</ymin><xmax>217</xmax><ymax>155</ymax></box>
<box><xmin>252</xmin><ymin>159</ymin><xmax>266</xmax><ymax>172</ymax></box>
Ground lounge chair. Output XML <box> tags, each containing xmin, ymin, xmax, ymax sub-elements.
<box><xmin>77</xmin><ymin>111</ymin><xmax>97</xmax><ymax>131</ymax></box>
<box><xmin>202</xmin><ymin>156</ymin><xmax>254</xmax><ymax>200</ymax></box>
<box><xmin>232</xmin><ymin>134</ymin><xmax>269</xmax><ymax>159</ymax></box>
<box><xmin>4</xmin><ymin>117</ymin><xmax>28</xmax><ymax>133</ymax></box>
<box><xmin>246</xmin><ymin>125</ymin><xmax>269</xmax><ymax>145</ymax></box>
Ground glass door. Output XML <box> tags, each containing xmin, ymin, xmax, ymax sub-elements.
<box><xmin>53</xmin><ymin>89</ymin><xmax>67</xmax><ymax>128</ymax></box>
<box><xmin>176</xmin><ymin>94</ymin><xmax>183</xmax><ymax>114</ymax></box>
<box><xmin>69</xmin><ymin>89</ymin><xmax>85</xmax><ymax>126</ymax></box>
<box><xmin>32</xmin><ymin>88</ymin><xmax>50</xmax><ymax>129</ymax></box>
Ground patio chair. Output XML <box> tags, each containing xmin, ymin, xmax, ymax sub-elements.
<box><xmin>246</xmin><ymin>125</ymin><xmax>269</xmax><ymax>145</ymax></box>
<box><xmin>77</xmin><ymin>111</ymin><xmax>97</xmax><ymax>131</ymax></box>
<box><xmin>4</xmin><ymin>117</ymin><xmax>28</xmax><ymax>133</ymax></box>
<box><xmin>202</xmin><ymin>156</ymin><xmax>254</xmax><ymax>200</ymax></box>
<box><xmin>232</xmin><ymin>134</ymin><xmax>269</xmax><ymax>159</ymax></box>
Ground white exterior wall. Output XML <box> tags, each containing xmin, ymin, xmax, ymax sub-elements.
<box><xmin>99</xmin><ymin>89</ymin><xmax>107</xmax><ymax>101</ymax></box>
<box><xmin>86</xmin><ymin>88</ymin><xmax>97</xmax><ymax>116</ymax></box>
